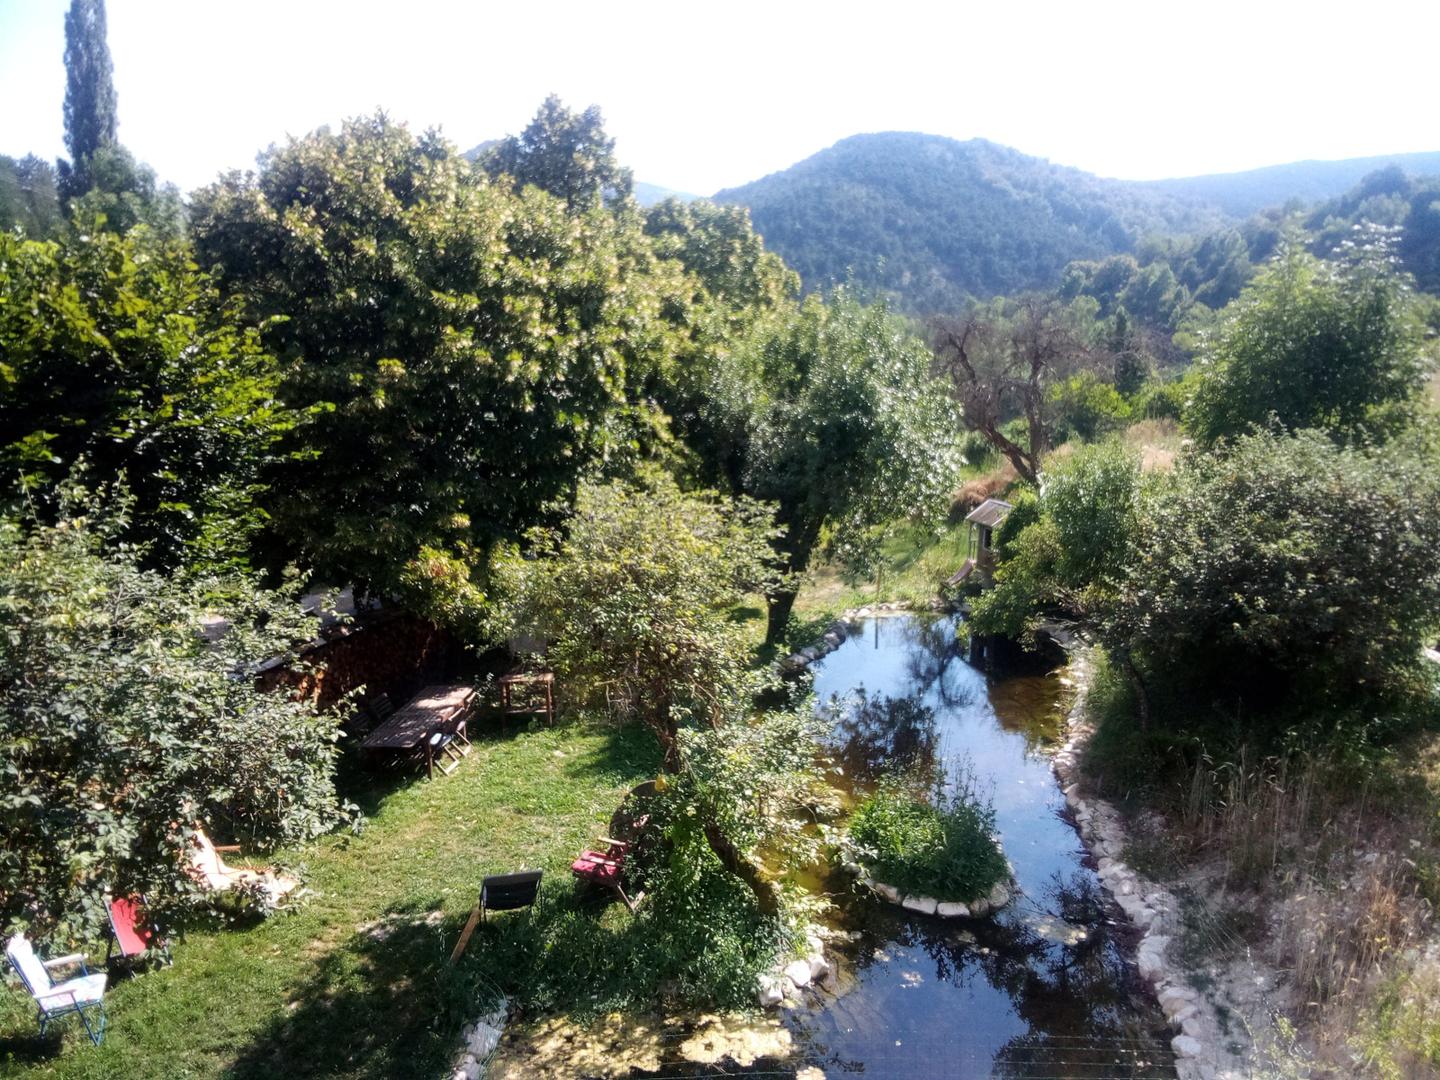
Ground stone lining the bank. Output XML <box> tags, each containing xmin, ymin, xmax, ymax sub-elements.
<box><xmin>1054</xmin><ymin>652</ymin><xmax>1249</xmax><ymax>1080</ymax></box>
<box><xmin>450</xmin><ymin>998</ymin><xmax>509</xmax><ymax>1080</ymax></box>
<box><xmin>755</xmin><ymin>927</ymin><xmax>841</xmax><ymax>1008</ymax></box>
<box><xmin>854</xmin><ymin>870</ymin><xmax>1013</xmax><ymax>919</ymax></box>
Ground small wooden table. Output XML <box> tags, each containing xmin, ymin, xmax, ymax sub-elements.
<box><xmin>497</xmin><ymin>671</ymin><xmax>554</xmax><ymax>724</ymax></box>
<box><xmin>362</xmin><ymin>685</ymin><xmax>475</xmax><ymax>777</ymax></box>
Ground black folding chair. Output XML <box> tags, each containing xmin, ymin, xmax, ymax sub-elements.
<box><xmin>450</xmin><ymin>870</ymin><xmax>543</xmax><ymax>962</ymax></box>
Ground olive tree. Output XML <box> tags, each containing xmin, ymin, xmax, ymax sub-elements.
<box><xmin>491</xmin><ymin>475</ymin><xmax>824</xmax><ymax>914</ymax></box>
<box><xmin>743</xmin><ymin>291</ymin><xmax>962</xmax><ymax>642</ymax></box>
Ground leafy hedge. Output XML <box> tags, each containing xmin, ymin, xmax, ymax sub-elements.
<box><xmin>847</xmin><ymin>782</ymin><xmax>1008</xmax><ymax>902</ymax></box>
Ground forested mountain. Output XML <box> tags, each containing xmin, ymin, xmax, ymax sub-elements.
<box><xmin>713</xmin><ymin>133</ymin><xmax>1227</xmax><ymax>313</ymax></box>
<box><xmin>634</xmin><ymin>181</ymin><xmax>697</xmax><ymax>207</ymax></box>
<box><xmin>714</xmin><ymin>133</ymin><xmax>1440</xmax><ymax>314</ymax></box>
<box><xmin>1142</xmin><ymin>150</ymin><xmax>1440</xmax><ymax>217</ymax></box>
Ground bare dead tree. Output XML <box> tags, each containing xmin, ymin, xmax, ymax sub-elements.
<box><xmin>931</xmin><ymin>298</ymin><xmax>1098</xmax><ymax>485</ymax></box>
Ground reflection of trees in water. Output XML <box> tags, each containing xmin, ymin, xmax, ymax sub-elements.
<box><xmin>899</xmin><ymin>617</ymin><xmax>979</xmax><ymax>712</ymax></box>
<box><xmin>832</xmin><ymin>867</ymin><xmax>1172</xmax><ymax>1079</ymax></box>
<box><xmin>825</xmin><ymin>689</ymin><xmax>940</xmax><ymax>785</ymax></box>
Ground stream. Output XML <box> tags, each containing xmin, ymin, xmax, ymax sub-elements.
<box><xmin>780</xmin><ymin>612</ymin><xmax>1177</xmax><ymax>1079</ymax></box>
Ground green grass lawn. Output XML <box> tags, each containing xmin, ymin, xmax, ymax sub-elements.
<box><xmin>0</xmin><ymin>720</ymin><xmax>658</xmax><ymax>1079</ymax></box>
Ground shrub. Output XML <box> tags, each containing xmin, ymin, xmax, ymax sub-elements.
<box><xmin>847</xmin><ymin>777</ymin><xmax>1008</xmax><ymax>902</ymax></box>
<box><xmin>1048</xmin><ymin>370</ymin><xmax>1132</xmax><ymax>443</ymax></box>
<box><xmin>1186</xmin><ymin>238</ymin><xmax>1430</xmax><ymax>447</ymax></box>
<box><xmin>1101</xmin><ymin>428</ymin><xmax>1440</xmax><ymax>731</ymax></box>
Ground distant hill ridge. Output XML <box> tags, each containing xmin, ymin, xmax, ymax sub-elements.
<box><xmin>713</xmin><ymin>132</ymin><xmax>1440</xmax><ymax>312</ymax></box>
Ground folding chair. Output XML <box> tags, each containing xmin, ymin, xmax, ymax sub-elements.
<box><xmin>106</xmin><ymin>895</ymin><xmax>171</xmax><ymax>968</ymax></box>
<box><xmin>571</xmin><ymin>838</ymin><xmax>639</xmax><ymax>911</ymax></box>
<box><xmin>5</xmin><ymin>934</ymin><xmax>107</xmax><ymax>1045</ymax></box>
<box><xmin>450</xmin><ymin>870</ymin><xmax>543</xmax><ymax>962</ymax></box>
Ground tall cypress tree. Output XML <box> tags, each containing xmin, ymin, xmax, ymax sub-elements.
<box><xmin>60</xmin><ymin>0</ymin><xmax>118</xmax><ymax>197</ymax></box>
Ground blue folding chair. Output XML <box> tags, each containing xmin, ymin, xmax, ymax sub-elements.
<box><xmin>5</xmin><ymin>934</ymin><xmax>108</xmax><ymax>1045</ymax></box>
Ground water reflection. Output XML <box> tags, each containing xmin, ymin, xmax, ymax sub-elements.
<box><xmin>785</xmin><ymin>614</ymin><xmax>1174</xmax><ymax>1079</ymax></box>
<box><xmin>824</xmin><ymin>691</ymin><xmax>940</xmax><ymax>786</ymax></box>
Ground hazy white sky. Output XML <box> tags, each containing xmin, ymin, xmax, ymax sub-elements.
<box><xmin>1</xmin><ymin>0</ymin><xmax>1435</xmax><ymax>197</ymax></box>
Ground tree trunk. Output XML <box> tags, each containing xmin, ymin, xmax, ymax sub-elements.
<box><xmin>765</xmin><ymin>587</ymin><xmax>799</xmax><ymax>645</ymax></box>
<box><xmin>764</xmin><ymin>516</ymin><xmax>822</xmax><ymax>646</ymax></box>
<box><xmin>702</xmin><ymin>819</ymin><xmax>784</xmax><ymax>917</ymax></box>
<box><xmin>1121</xmin><ymin>651</ymin><xmax>1152</xmax><ymax>732</ymax></box>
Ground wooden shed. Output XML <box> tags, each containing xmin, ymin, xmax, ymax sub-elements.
<box><xmin>947</xmin><ymin>498</ymin><xmax>1013</xmax><ymax>588</ymax></box>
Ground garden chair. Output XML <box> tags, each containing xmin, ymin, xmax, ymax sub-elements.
<box><xmin>106</xmin><ymin>895</ymin><xmax>171</xmax><ymax>968</ymax></box>
<box><xmin>449</xmin><ymin>869</ymin><xmax>543</xmax><ymax>962</ymax></box>
<box><xmin>4</xmin><ymin>934</ymin><xmax>107</xmax><ymax>1045</ymax></box>
<box><xmin>571</xmin><ymin>838</ymin><xmax>639</xmax><ymax>912</ymax></box>
<box><xmin>185</xmin><ymin>828</ymin><xmax>298</xmax><ymax>908</ymax></box>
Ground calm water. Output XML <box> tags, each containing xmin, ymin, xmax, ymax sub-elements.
<box><xmin>784</xmin><ymin>614</ymin><xmax>1175</xmax><ymax>1080</ymax></box>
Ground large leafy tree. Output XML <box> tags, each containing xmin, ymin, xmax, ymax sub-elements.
<box><xmin>743</xmin><ymin>291</ymin><xmax>962</xmax><ymax>641</ymax></box>
<box><xmin>642</xmin><ymin>198</ymin><xmax>800</xmax><ymax>491</ymax></box>
<box><xmin>1186</xmin><ymin>236</ymin><xmax>1432</xmax><ymax>446</ymax></box>
<box><xmin>192</xmin><ymin>114</ymin><xmax>685</xmax><ymax>609</ymax></box>
<box><xmin>0</xmin><ymin>492</ymin><xmax>346</xmax><ymax>940</ymax></box>
<box><xmin>479</xmin><ymin>95</ymin><xmax>633</xmax><ymax>210</ymax></box>
<box><xmin>58</xmin><ymin>0</ymin><xmax>118</xmax><ymax>200</ymax></box>
<box><xmin>0</xmin><ymin>225</ymin><xmax>291</xmax><ymax>571</ymax></box>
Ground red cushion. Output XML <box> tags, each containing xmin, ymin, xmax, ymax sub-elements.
<box><xmin>571</xmin><ymin>858</ymin><xmax>620</xmax><ymax>882</ymax></box>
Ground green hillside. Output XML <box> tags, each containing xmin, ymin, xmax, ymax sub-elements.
<box><xmin>713</xmin><ymin>132</ymin><xmax>1226</xmax><ymax>313</ymax></box>
<box><xmin>1142</xmin><ymin>151</ymin><xmax>1440</xmax><ymax>217</ymax></box>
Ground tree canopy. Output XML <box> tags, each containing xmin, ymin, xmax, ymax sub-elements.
<box><xmin>192</xmin><ymin>114</ymin><xmax>687</xmax><ymax>608</ymax></box>
<box><xmin>1186</xmin><ymin>236</ymin><xmax>1432</xmax><ymax>446</ymax></box>
<box><xmin>0</xmin><ymin>224</ymin><xmax>291</xmax><ymax>571</ymax></box>
<box><xmin>478</xmin><ymin>95</ymin><xmax>633</xmax><ymax>210</ymax></box>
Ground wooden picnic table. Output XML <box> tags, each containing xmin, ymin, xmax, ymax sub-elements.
<box><xmin>362</xmin><ymin>685</ymin><xmax>475</xmax><ymax>776</ymax></box>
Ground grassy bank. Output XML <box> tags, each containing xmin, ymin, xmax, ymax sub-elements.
<box><xmin>1080</xmin><ymin>656</ymin><xmax>1440</xmax><ymax>1077</ymax></box>
<box><xmin>0</xmin><ymin>720</ymin><xmax>659</xmax><ymax>1079</ymax></box>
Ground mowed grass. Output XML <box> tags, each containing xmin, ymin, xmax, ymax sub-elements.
<box><xmin>0</xmin><ymin>719</ymin><xmax>658</xmax><ymax>1080</ymax></box>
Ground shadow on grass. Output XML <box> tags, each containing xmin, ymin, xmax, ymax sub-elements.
<box><xmin>224</xmin><ymin>867</ymin><xmax>773</xmax><ymax>1080</ymax></box>
<box><xmin>224</xmin><ymin>901</ymin><xmax>500</xmax><ymax>1080</ymax></box>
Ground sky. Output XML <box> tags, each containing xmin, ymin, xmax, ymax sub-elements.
<box><xmin>1</xmin><ymin>0</ymin><xmax>1436</xmax><ymax>197</ymax></box>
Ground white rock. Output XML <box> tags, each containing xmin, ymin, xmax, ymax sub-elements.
<box><xmin>823</xmin><ymin>632</ymin><xmax>842</xmax><ymax>648</ymax></box>
<box><xmin>1171</xmin><ymin>1034</ymin><xmax>1203</xmax><ymax>1058</ymax></box>
<box><xmin>1182</xmin><ymin>1015</ymin><xmax>1206</xmax><ymax>1039</ymax></box>
<box><xmin>901</xmin><ymin>894</ymin><xmax>939</xmax><ymax>915</ymax></box>
<box><xmin>986</xmin><ymin>882</ymin><xmax>1011</xmax><ymax>910</ymax></box>
<box><xmin>1138</xmin><ymin>949</ymin><xmax>1165</xmax><ymax>981</ymax></box>
<box><xmin>936</xmin><ymin>901</ymin><xmax>970</xmax><ymax>918</ymax></box>
<box><xmin>808</xmin><ymin>953</ymin><xmax>831</xmax><ymax>981</ymax></box>
<box><xmin>783</xmin><ymin>959</ymin><xmax>813</xmax><ymax>988</ymax></box>
<box><xmin>1167</xmin><ymin>1002</ymin><xmax>1197</xmax><ymax>1024</ymax></box>
<box><xmin>756</xmin><ymin>974</ymin><xmax>785</xmax><ymax>1007</ymax></box>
